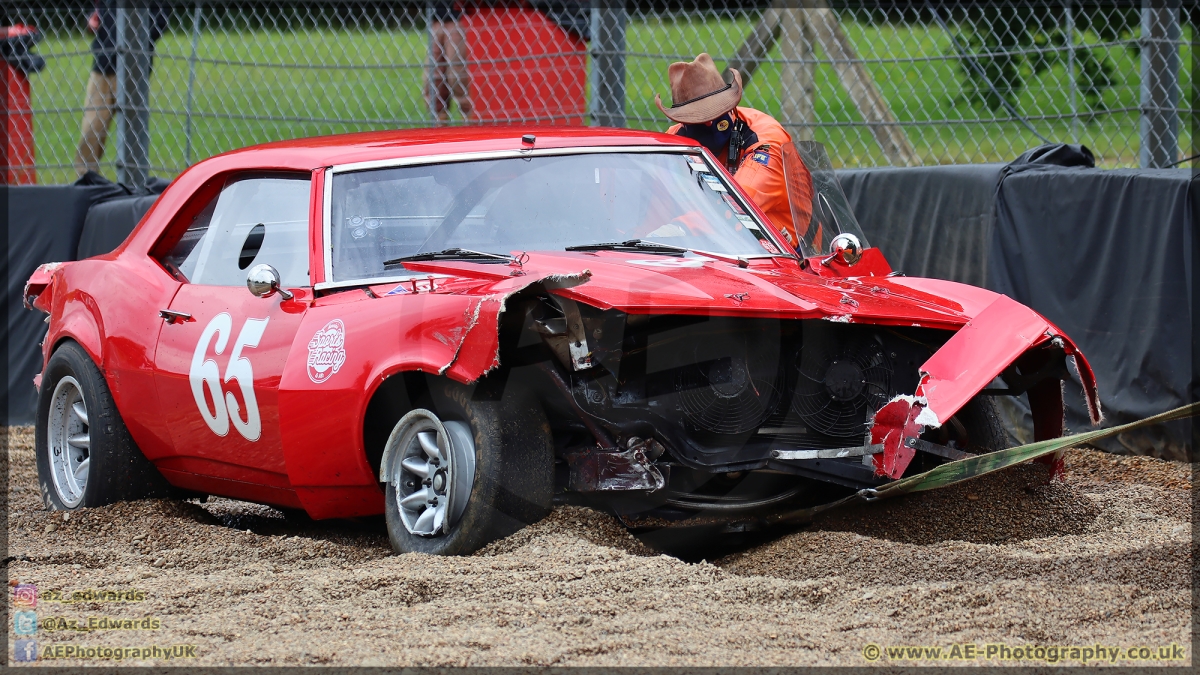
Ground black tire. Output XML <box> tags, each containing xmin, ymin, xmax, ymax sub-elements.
<box><xmin>382</xmin><ymin>377</ymin><xmax>553</xmax><ymax>555</ymax></box>
<box><xmin>907</xmin><ymin>395</ymin><xmax>1007</xmax><ymax>475</ymax></box>
<box><xmin>36</xmin><ymin>341</ymin><xmax>173</xmax><ymax>511</ymax></box>
<box><xmin>949</xmin><ymin>395</ymin><xmax>1008</xmax><ymax>453</ymax></box>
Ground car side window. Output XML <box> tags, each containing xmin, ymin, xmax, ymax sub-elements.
<box><xmin>163</xmin><ymin>175</ymin><xmax>311</xmax><ymax>287</ymax></box>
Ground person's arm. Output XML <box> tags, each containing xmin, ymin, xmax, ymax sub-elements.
<box><xmin>732</xmin><ymin>142</ymin><xmax>796</xmax><ymax>245</ymax></box>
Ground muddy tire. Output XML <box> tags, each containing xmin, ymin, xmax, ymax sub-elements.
<box><xmin>36</xmin><ymin>341</ymin><xmax>173</xmax><ymax>511</ymax></box>
<box><xmin>381</xmin><ymin>378</ymin><xmax>553</xmax><ymax>556</ymax></box>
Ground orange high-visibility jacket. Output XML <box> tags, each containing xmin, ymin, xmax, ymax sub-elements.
<box><xmin>670</xmin><ymin>107</ymin><xmax>814</xmax><ymax>251</ymax></box>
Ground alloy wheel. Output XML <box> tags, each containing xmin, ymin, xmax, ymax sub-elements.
<box><xmin>47</xmin><ymin>376</ymin><xmax>90</xmax><ymax>507</ymax></box>
<box><xmin>390</xmin><ymin>410</ymin><xmax>475</xmax><ymax>536</ymax></box>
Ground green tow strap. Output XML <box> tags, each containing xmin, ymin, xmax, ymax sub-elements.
<box><xmin>765</xmin><ymin>402</ymin><xmax>1200</xmax><ymax>525</ymax></box>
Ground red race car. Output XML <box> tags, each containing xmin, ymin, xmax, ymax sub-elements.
<box><xmin>25</xmin><ymin>128</ymin><xmax>1101</xmax><ymax>555</ymax></box>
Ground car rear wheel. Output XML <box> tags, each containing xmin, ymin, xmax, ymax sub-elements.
<box><xmin>381</xmin><ymin>378</ymin><xmax>553</xmax><ymax>555</ymax></box>
<box><xmin>36</xmin><ymin>342</ymin><xmax>172</xmax><ymax>510</ymax></box>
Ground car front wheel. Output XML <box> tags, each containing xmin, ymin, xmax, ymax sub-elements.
<box><xmin>381</xmin><ymin>378</ymin><xmax>553</xmax><ymax>555</ymax></box>
<box><xmin>904</xmin><ymin>394</ymin><xmax>1009</xmax><ymax>476</ymax></box>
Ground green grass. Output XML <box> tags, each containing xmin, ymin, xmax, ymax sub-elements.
<box><xmin>624</xmin><ymin>15</ymin><xmax>1191</xmax><ymax>168</ymax></box>
<box><xmin>30</xmin><ymin>26</ymin><xmax>435</xmax><ymax>184</ymax></box>
<box><xmin>28</xmin><ymin>16</ymin><xmax>1190</xmax><ymax>185</ymax></box>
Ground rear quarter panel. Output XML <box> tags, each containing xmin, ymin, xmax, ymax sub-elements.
<box><xmin>45</xmin><ymin>256</ymin><xmax>180</xmax><ymax>459</ymax></box>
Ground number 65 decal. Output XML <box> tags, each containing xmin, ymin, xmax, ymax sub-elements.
<box><xmin>189</xmin><ymin>313</ymin><xmax>269</xmax><ymax>442</ymax></box>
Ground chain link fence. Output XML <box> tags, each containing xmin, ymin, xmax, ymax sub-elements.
<box><xmin>4</xmin><ymin>1</ymin><xmax>1192</xmax><ymax>186</ymax></box>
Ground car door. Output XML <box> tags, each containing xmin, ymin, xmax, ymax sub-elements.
<box><xmin>152</xmin><ymin>173</ymin><xmax>313</xmax><ymax>489</ymax></box>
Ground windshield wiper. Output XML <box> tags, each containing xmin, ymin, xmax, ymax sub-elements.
<box><xmin>384</xmin><ymin>248</ymin><xmax>515</xmax><ymax>268</ymax></box>
<box><xmin>564</xmin><ymin>239</ymin><xmax>689</xmax><ymax>256</ymax></box>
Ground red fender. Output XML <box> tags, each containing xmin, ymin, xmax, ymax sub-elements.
<box><xmin>870</xmin><ymin>294</ymin><xmax>1101</xmax><ymax>479</ymax></box>
<box><xmin>48</xmin><ymin>295</ymin><xmax>106</xmax><ymax>379</ymax></box>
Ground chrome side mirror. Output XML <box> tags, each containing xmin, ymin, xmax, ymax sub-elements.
<box><xmin>246</xmin><ymin>264</ymin><xmax>294</xmax><ymax>300</ymax></box>
<box><xmin>823</xmin><ymin>233</ymin><xmax>863</xmax><ymax>266</ymax></box>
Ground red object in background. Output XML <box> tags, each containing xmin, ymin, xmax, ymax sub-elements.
<box><xmin>5</xmin><ymin>69</ymin><xmax>36</xmax><ymax>184</ymax></box>
<box><xmin>3</xmin><ymin>24</ymin><xmax>44</xmax><ymax>185</ymax></box>
<box><xmin>461</xmin><ymin>7</ymin><xmax>587</xmax><ymax>125</ymax></box>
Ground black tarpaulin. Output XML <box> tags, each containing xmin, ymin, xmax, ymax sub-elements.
<box><xmin>6</xmin><ymin>185</ymin><xmax>124</xmax><ymax>424</ymax></box>
<box><xmin>77</xmin><ymin>194</ymin><xmax>161</xmax><ymax>260</ymax></box>
<box><xmin>836</xmin><ymin>164</ymin><xmax>1004</xmax><ymax>286</ymax></box>
<box><xmin>988</xmin><ymin>166</ymin><xmax>1194</xmax><ymax>460</ymax></box>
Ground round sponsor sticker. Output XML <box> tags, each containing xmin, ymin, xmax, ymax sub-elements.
<box><xmin>307</xmin><ymin>319</ymin><xmax>347</xmax><ymax>384</ymax></box>
<box><xmin>624</xmin><ymin>258</ymin><xmax>705</xmax><ymax>268</ymax></box>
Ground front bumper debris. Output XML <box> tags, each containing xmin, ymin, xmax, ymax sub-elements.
<box><xmin>764</xmin><ymin>401</ymin><xmax>1199</xmax><ymax>527</ymax></box>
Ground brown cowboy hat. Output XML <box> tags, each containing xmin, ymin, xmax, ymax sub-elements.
<box><xmin>654</xmin><ymin>53</ymin><xmax>743</xmax><ymax>124</ymax></box>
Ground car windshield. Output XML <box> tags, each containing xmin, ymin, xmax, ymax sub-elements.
<box><xmin>794</xmin><ymin>141</ymin><xmax>869</xmax><ymax>252</ymax></box>
<box><xmin>327</xmin><ymin>151</ymin><xmax>794</xmax><ymax>282</ymax></box>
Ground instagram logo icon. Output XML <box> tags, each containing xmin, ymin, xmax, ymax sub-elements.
<box><xmin>12</xmin><ymin>583</ymin><xmax>38</xmax><ymax>608</ymax></box>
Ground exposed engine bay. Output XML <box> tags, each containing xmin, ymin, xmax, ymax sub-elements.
<box><xmin>497</xmin><ymin>293</ymin><xmax>1067</xmax><ymax>524</ymax></box>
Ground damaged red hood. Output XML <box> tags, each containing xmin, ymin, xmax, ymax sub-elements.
<box><xmin>405</xmin><ymin>250</ymin><xmax>973</xmax><ymax>329</ymax></box>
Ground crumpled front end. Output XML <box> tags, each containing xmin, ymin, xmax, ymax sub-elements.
<box><xmin>376</xmin><ymin>254</ymin><xmax>1101</xmax><ymax>525</ymax></box>
<box><xmin>867</xmin><ymin>294</ymin><xmax>1100</xmax><ymax>479</ymax></box>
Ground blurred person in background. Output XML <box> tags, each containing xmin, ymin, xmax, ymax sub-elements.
<box><xmin>74</xmin><ymin>1</ymin><xmax>169</xmax><ymax>177</ymax></box>
<box><xmin>656</xmin><ymin>53</ymin><xmax>813</xmax><ymax>251</ymax></box>
<box><xmin>426</xmin><ymin>2</ymin><xmax>473</xmax><ymax>124</ymax></box>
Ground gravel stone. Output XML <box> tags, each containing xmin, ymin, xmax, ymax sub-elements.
<box><xmin>4</xmin><ymin>426</ymin><xmax>1191</xmax><ymax>666</ymax></box>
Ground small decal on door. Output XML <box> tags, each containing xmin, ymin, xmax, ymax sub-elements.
<box><xmin>307</xmin><ymin>319</ymin><xmax>346</xmax><ymax>384</ymax></box>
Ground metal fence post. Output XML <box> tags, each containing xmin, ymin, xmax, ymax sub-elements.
<box><xmin>1065</xmin><ymin>1</ymin><xmax>1080</xmax><ymax>144</ymax></box>
<box><xmin>184</xmin><ymin>2</ymin><xmax>203</xmax><ymax>166</ymax></box>
<box><xmin>1139</xmin><ymin>1</ymin><xmax>1180</xmax><ymax>168</ymax></box>
<box><xmin>115</xmin><ymin>2</ymin><xmax>152</xmax><ymax>190</ymax></box>
<box><xmin>778</xmin><ymin>8</ymin><xmax>815</xmax><ymax>142</ymax></box>
<box><xmin>590</xmin><ymin>1</ymin><xmax>627</xmax><ymax>128</ymax></box>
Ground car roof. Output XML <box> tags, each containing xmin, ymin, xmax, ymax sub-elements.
<box><xmin>206</xmin><ymin>126</ymin><xmax>701</xmax><ymax>171</ymax></box>
<box><xmin>121</xmin><ymin>126</ymin><xmax>706</xmax><ymax>257</ymax></box>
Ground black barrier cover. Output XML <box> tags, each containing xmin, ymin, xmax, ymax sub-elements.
<box><xmin>6</xmin><ymin>185</ymin><xmax>125</xmax><ymax>425</ymax></box>
<box><xmin>989</xmin><ymin>166</ymin><xmax>1194</xmax><ymax>460</ymax></box>
<box><xmin>836</xmin><ymin>164</ymin><xmax>1004</xmax><ymax>286</ymax></box>
<box><xmin>77</xmin><ymin>194</ymin><xmax>160</xmax><ymax>260</ymax></box>
<box><xmin>837</xmin><ymin>163</ymin><xmax>1027</xmax><ymax>446</ymax></box>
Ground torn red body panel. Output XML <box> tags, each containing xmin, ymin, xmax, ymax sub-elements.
<box><xmin>435</xmin><ymin>270</ymin><xmax>592</xmax><ymax>382</ymax></box>
<box><xmin>869</xmin><ymin>395</ymin><xmax>924</xmax><ymax>478</ymax></box>
<box><xmin>23</xmin><ymin>261</ymin><xmax>68</xmax><ymax>313</ymax></box>
<box><xmin>917</xmin><ymin>294</ymin><xmax>1053</xmax><ymax>424</ymax></box>
<box><xmin>868</xmin><ymin>294</ymin><xmax>1101</xmax><ymax>478</ymax></box>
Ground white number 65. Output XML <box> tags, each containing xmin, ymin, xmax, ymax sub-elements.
<box><xmin>189</xmin><ymin>313</ymin><xmax>270</xmax><ymax>442</ymax></box>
